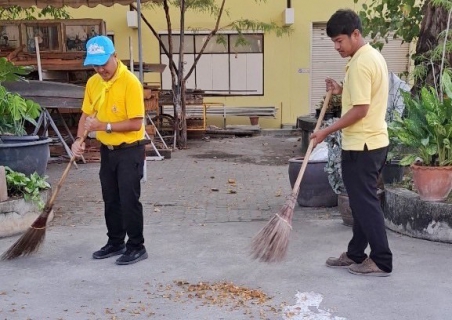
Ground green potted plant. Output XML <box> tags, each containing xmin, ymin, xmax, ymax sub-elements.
<box><xmin>5</xmin><ymin>166</ymin><xmax>51</xmax><ymax>210</ymax></box>
<box><xmin>0</xmin><ymin>58</ymin><xmax>41</xmax><ymax>136</ymax></box>
<box><xmin>388</xmin><ymin>72</ymin><xmax>452</xmax><ymax>201</ymax></box>
<box><xmin>0</xmin><ymin>166</ymin><xmax>51</xmax><ymax>238</ymax></box>
<box><xmin>0</xmin><ymin>57</ymin><xmax>52</xmax><ymax>176</ymax></box>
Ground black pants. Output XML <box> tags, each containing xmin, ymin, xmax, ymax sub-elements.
<box><xmin>342</xmin><ymin>145</ymin><xmax>392</xmax><ymax>273</ymax></box>
<box><xmin>99</xmin><ymin>144</ymin><xmax>145</xmax><ymax>250</ymax></box>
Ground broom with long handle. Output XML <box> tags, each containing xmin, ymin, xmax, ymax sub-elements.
<box><xmin>251</xmin><ymin>90</ymin><xmax>333</xmax><ymax>263</ymax></box>
<box><xmin>1</xmin><ymin>111</ymin><xmax>96</xmax><ymax>260</ymax></box>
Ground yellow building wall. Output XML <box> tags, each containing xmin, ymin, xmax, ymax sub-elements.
<box><xmin>67</xmin><ymin>0</ymin><xmax>360</xmax><ymax>128</ymax></box>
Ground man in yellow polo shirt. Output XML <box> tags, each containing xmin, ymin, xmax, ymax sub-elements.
<box><xmin>310</xmin><ymin>9</ymin><xmax>392</xmax><ymax>276</ymax></box>
<box><xmin>71</xmin><ymin>36</ymin><xmax>148</xmax><ymax>265</ymax></box>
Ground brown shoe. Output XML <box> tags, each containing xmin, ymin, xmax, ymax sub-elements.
<box><xmin>326</xmin><ymin>252</ymin><xmax>355</xmax><ymax>268</ymax></box>
<box><xmin>348</xmin><ymin>258</ymin><xmax>391</xmax><ymax>277</ymax></box>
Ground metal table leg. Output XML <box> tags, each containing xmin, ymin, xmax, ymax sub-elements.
<box><xmin>42</xmin><ymin>108</ymin><xmax>79</xmax><ymax>169</ymax></box>
<box><xmin>51</xmin><ymin>108</ymin><xmax>86</xmax><ymax>164</ymax></box>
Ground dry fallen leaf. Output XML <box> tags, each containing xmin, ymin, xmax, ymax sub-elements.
<box><xmin>105</xmin><ymin>308</ymin><xmax>115</xmax><ymax>315</ymax></box>
<box><xmin>228</xmin><ymin>178</ymin><xmax>236</xmax><ymax>184</ymax></box>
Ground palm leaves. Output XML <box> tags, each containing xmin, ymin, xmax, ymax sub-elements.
<box><xmin>389</xmin><ymin>73</ymin><xmax>452</xmax><ymax>166</ymax></box>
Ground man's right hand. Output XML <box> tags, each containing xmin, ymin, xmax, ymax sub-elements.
<box><xmin>71</xmin><ymin>139</ymin><xmax>85</xmax><ymax>158</ymax></box>
<box><xmin>325</xmin><ymin>77</ymin><xmax>342</xmax><ymax>95</ymax></box>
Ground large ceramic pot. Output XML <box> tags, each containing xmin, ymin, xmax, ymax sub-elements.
<box><xmin>288</xmin><ymin>157</ymin><xmax>338</xmax><ymax>207</ymax></box>
<box><xmin>411</xmin><ymin>164</ymin><xmax>452</xmax><ymax>202</ymax></box>
<box><xmin>0</xmin><ymin>135</ymin><xmax>52</xmax><ymax>176</ymax></box>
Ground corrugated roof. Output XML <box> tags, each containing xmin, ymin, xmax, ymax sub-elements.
<box><xmin>0</xmin><ymin>0</ymin><xmax>160</xmax><ymax>9</ymax></box>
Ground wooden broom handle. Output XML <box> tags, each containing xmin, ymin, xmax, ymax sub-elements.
<box><xmin>292</xmin><ymin>90</ymin><xmax>333</xmax><ymax>194</ymax></box>
<box><xmin>44</xmin><ymin>128</ymin><xmax>90</xmax><ymax>209</ymax></box>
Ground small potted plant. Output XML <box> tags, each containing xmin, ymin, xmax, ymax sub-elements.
<box><xmin>0</xmin><ymin>57</ymin><xmax>52</xmax><ymax>176</ymax></box>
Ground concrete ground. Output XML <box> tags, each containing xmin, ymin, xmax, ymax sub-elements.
<box><xmin>1</xmin><ymin>133</ymin><xmax>452</xmax><ymax>320</ymax></box>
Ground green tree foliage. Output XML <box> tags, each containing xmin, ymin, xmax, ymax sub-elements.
<box><xmin>354</xmin><ymin>0</ymin><xmax>452</xmax><ymax>91</ymax></box>
<box><xmin>0</xmin><ymin>6</ymin><xmax>70</xmax><ymax>20</ymax></box>
<box><xmin>353</xmin><ymin>0</ymin><xmax>424</xmax><ymax>49</ymax></box>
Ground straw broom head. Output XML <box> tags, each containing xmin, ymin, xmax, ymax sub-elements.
<box><xmin>250</xmin><ymin>193</ymin><xmax>296</xmax><ymax>263</ymax></box>
<box><xmin>1</xmin><ymin>206</ymin><xmax>52</xmax><ymax>260</ymax></box>
<box><xmin>250</xmin><ymin>90</ymin><xmax>332</xmax><ymax>263</ymax></box>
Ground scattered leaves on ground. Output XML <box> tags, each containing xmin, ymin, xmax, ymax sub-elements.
<box><xmin>156</xmin><ymin>280</ymin><xmax>281</xmax><ymax>319</ymax></box>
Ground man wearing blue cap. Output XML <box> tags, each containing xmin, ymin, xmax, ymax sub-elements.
<box><xmin>71</xmin><ymin>35</ymin><xmax>148</xmax><ymax>265</ymax></box>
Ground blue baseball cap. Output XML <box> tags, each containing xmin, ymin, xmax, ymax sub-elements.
<box><xmin>84</xmin><ymin>36</ymin><xmax>115</xmax><ymax>66</ymax></box>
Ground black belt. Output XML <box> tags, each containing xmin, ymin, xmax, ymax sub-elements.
<box><xmin>103</xmin><ymin>139</ymin><xmax>150</xmax><ymax>150</ymax></box>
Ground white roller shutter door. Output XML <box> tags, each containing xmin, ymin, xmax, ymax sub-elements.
<box><xmin>310</xmin><ymin>23</ymin><xmax>410</xmax><ymax>112</ymax></box>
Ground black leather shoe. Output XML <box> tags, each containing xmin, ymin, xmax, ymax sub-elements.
<box><xmin>115</xmin><ymin>248</ymin><xmax>148</xmax><ymax>265</ymax></box>
<box><xmin>92</xmin><ymin>244</ymin><xmax>126</xmax><ymax>259</ymax></box>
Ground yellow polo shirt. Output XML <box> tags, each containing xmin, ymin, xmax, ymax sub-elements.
<box><xmin>341</xmin><ymin>43</ymin><xmax>389</xmax><ymax>151</ymax></box>
<box><xmin>82</xmin><ymin>63</ymin><xmax>145</xmax><ymax>146</ymax></box>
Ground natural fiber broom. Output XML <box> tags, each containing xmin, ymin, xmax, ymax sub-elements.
<box><xmin>1</xmin><ymin>130</ymin><xmax>89</xmax><ymax>260</ymax></box>
<box><xmin>251</xmin><ymin>90</ymin><xmax>333</xmax><ymax>262</ymax></box>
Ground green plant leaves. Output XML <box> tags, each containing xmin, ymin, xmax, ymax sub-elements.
<box><xmin>5</xmin><ymin>167</ymin><xmax>50</xmax><ymax>210</ymax></box>
<box><xmin>0</xmin><ymin>59</ymin><xmax>42</xmax><ymax>136</ymax></box>
<box><xmin>0</xmin><ymin>57</ymin><xmax>32</xmax><ymax>83</ymax></box>
<box><xmin>392</xmin><ymin>76</ymin><xmax>452</xmax><ymax>166</ymax></box>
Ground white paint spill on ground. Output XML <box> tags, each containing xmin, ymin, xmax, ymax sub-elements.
<box><xmin>282</xmin><ymin>291</ymin><xmax>347</xmax><ymax>320</ymax></box>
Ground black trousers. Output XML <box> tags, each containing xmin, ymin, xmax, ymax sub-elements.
<box><xmin>99</xmin><ymin>144</ymin><xmax>145</xmax><ymax>250</ymax></box>
<box><xmin>342</xmin><ymin>145</ymin><xmax>393</xmax><ymax>273</ymax></box>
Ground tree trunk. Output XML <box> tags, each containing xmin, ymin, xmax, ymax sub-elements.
<box><xmin>171</xmin><ymin>80</ymin><xmax>188</xmax><ymax>149</ymax></box>
<box><xmin>179</xmin><ymin>79</ymin><xmax>188</xmax><ymax>148</ymax></box>
<box><xmin>413</xmin><ymin>1</ymin><xmax>450</xmax><ymax>93</ymax></box>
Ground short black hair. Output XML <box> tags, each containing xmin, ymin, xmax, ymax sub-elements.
<box><xmin>326</xmin><ymin>9</ymin><xmax>362</xmax><ymax>38</ymax></box>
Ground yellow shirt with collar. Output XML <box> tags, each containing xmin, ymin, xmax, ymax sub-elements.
<box><xmin>81</xmin><ymin>61</ymin><xmax>145</xmax><ymax>146</ymax></box>
<box><xmin>341</xmin><ymin>43</ymin><xmax>389</xmax><ymax>151</ymax></box>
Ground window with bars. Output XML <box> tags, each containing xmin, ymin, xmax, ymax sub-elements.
<box><xmin>159</xmin><ymin>33</ymin><xmax>264</xmax><ymax>96</ymax></box>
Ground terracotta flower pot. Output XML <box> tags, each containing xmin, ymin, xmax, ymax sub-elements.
<box><xmin>249</xmin><ymin>116</ymin><xmax>259</xmax><ymax>126</ymax></box>
<box><xmin>411</xmin><ymin>164</ymin><xmax>452</xmax><ymax>201</ymax></box>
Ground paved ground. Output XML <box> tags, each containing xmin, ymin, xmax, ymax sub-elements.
<box><xmin>1</xmin><ymin>133</ymin><xmax>452</xmax><ymax>320</ymax></box>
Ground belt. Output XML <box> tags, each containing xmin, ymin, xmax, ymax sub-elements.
<box><xmin>103</xmin><ymin>140</ymin><xmax>149</xmax><ymax>150</ymax></box>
